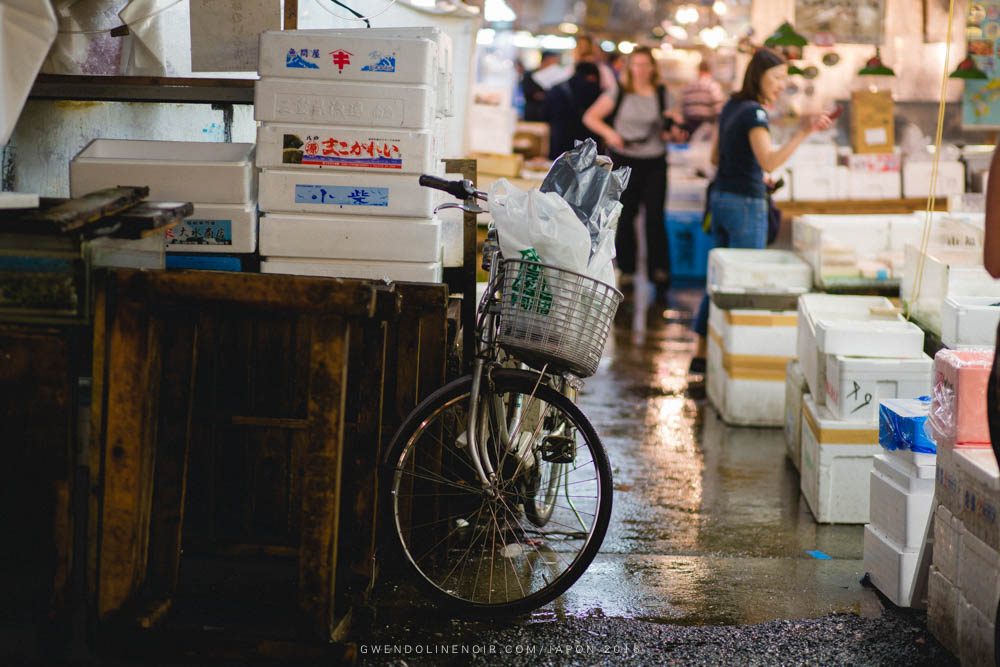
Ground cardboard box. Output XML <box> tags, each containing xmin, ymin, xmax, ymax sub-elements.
<box><xmin>851</xmin><ymin>90</ymin><xmax>894</xmax><ymax>155</ymax></box>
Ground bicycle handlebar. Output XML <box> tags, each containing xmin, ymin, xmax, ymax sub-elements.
<box><xmin>419</xmin><ymin>175</ymin><xmax>485</xmax><ymax>201</ymax></box>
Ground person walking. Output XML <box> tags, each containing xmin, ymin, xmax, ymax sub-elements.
<box><xmin>545</xmin><ymin>62</ymin><xmax>603</xmax><ymax>159</ymax></box>
<box><xmin>522</xmin><ymin>51</ymin><xmax>561</xmax><ymax>122</ymax></box>
<box><xmin>680</xmin><ymin>60</ymin><xmax>725</xmax><ymax>136</ymax></box>
<box><xmin>688</xmin><ymin>48</ymin><xmax>833</xmax><ymax>374</ymax></box>
<box><xmin>582</xmin><ymin>46</ymin><xmax>682</xmax><ymax>301</ymax></box>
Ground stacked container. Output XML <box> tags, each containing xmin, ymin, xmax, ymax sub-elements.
<box><xmin>864</xmin><ymin>398</ymin><xmax>936</xmax><ymax>607</ymax></box>
<box><xmin>703</xmin><ymin>249</ymin><xmax>811</xmax><ymax>427</ymax></box>
<box><xmin>924</xmin><ymin>348</ymin><xmax>1000</xmax><ymax>662</ymax></box>
<box><xmin>795</xmin><ymin>294</ymin><xmax>931</xmax><ymax>523</ymax></box>
<box><xmin>69</xmin><ymin>139</ymin><xmax>259</xmax><ymax>264</ymax></box>
<box><xmin>254</xmin><ymin>28</ymin><xmax>453</xmax><ymax>281</ymax></box>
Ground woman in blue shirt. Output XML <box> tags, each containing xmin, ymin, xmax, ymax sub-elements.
<box><xmin>689</xmin><ymin>48</ymin><xmax>833</xmax><ymax>374</ymax></box>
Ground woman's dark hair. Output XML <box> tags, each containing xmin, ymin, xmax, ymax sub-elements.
<box><xmin>732</xmin><ymin>48</ymin><xmax>786</xmax><ymax>103</ymax></box>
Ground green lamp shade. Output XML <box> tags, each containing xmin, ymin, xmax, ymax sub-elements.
<box><xmin>764</xmin><ymin>21</ymin><xmax>807</xmax><ymax>48</ymax></box>
<box><xmin>858</xmin><ymin>49</ymin><xmax>895</xmax><ymax>76</ymax></box>
<box><xmin>950</xmin><ymin>56</ymin><xmax>988</xmax><ymax>79</ymax></box>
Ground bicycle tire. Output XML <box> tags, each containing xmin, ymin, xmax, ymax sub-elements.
<box><xmin>383</xmin><ymin>368</ymin><xmax>613</xmax><ymax>616</ymax></box>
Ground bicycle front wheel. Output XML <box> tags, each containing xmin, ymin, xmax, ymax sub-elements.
<box><xmin>385</xmin><ymin>368</ymin><xmax>613</xmax><ymax>615</ymax></box>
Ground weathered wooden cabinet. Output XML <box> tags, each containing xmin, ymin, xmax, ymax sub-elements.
<box><xmin>88</xmin><ymin>269</ymin><xmax>449</xmax><ymax>647</ymax></box>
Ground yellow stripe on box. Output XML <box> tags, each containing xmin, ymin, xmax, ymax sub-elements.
<box><xmin>707</xmin><ymin>325</ymin><xmax>792</xmax><ymax>381</ymax></box>
<box><xmin>722</xmin><ymin>310</ymin><xmax>798</xmax><ymax>328</ymax></box>
<box><xmin>802</xmin><ymin>399</ymin><xmax>878</xmax><ymax>445</ymax></box>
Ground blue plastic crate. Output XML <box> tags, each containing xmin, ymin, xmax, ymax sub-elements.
<box><xmin>665</xmin><ymin>209</ymin><xmax>711</xmax><ymax>285</ymax></box>
<box><xmin>166</xmin><ymin>254</ymin><xmax>247</xmax><ymax>272</ymax></box>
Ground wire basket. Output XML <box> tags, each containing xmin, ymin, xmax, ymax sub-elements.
<box><xmin>497</xmin><ymin>259</ymin><xmax>622</xmax><ymax>378</ymax></box>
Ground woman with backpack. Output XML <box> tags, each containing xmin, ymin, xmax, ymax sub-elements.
<box><xmin>688</xmin><ymin>48</ymin><xmax>833</xmax><ymax>375</ymax></box>
<box><xmin>583</xmin><ymin>46</ymin><xmax>683</xmax><ymax>302</ymax></box>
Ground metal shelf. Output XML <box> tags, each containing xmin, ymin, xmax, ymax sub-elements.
<box><xmin>30</xmin><ymin>74</ymin><xmax>255</xmax><ymax>105</ymax></box>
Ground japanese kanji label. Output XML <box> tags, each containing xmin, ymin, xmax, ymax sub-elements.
<box><xmin>293</xmin><ymin>185</ymin><xmax>389</xmax><ymax>207</ymax></box>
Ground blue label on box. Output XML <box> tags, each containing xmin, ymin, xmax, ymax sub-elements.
<box><xmin>294</xmin><ymin>184</ymin><xmax>389</xmax><ymax>207</ymax></box>
<box><xmin>166</xmin><ymin>219</ymin><xmax>233</xmax><ymax>246</ymax></box>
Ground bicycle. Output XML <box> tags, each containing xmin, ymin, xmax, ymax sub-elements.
<box><xmin>381</xmin><ymin>174</ymin><xmax>622</xmax><ymax>615</ymax></box>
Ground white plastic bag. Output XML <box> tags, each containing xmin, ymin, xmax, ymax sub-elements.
<box><xmin>488</xmin><ymin>178</ymin><xmax>591</xmax><ymax>274</ymax></box>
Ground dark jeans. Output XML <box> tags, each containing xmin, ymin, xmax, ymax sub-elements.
<box><xmin>608</xmin><ymin>152</ymin><xmax>669</xmax><ymax>283</ymax></box>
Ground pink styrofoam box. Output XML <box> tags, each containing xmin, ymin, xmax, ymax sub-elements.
<box><xmin>929</xmin><ymin>348</ymin><xmax>994</xmax><ymax>448</ymax></box>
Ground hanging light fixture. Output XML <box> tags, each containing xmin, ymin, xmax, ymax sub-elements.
<box><xmin>857</xmin><ymin>47</ymin><xmax>895</xmax><ymax>76</ymax></box>
<box><xmin>763</xmin><ymin>21</ymin><xmax>807</xmax><ymax>48</ymax></box>
<box><xmin>950</xmin><ymin>54</ymin><xmax>988</xmax><ymax>79</ymax></box>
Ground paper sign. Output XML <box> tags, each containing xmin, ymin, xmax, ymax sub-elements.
<box><xmin>864</xmin><ymin>127</ymin><xmax>888</xmax><ymax>146</ymax></box>
<box><xmin>190</xmin><ymin>0</ymin><xmax>280</xmax><ymax>72</ymax></box>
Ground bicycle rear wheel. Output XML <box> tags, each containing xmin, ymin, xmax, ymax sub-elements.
<box><xmin>384</xmin><ymin>368</ymin><xmax>613</xmax><ymax>616</ymax></box>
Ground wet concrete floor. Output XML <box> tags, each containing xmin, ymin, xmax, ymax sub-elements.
<box><xmin>363</xmin><ymin>287</ymin><xmax>956</xmax><ymax>665</ymax></box>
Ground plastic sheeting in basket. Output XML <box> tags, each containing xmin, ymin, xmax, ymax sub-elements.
<box><xmin>498</xmin><ymin>258</ymin><xmax>622</xmax><ymax>378</ymax></box>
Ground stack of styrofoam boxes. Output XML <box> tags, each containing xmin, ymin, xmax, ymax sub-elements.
<box><xmin>941</xmin><ymin>297</ymin><xmax>1000</xmax><ymax>349</ymax></box>
<box><xmin>785</xmin><ymin>359</ymin><xmax>809</xmax><ymax>470</ymax></box>
<box><xmin>792</xmin><ymin>214</ymin><xmax>922</xmax><ymax>288</ymax></box>
<box><xmin>704</xmin><ymin>249</ymin><xmax>812</xmax><ymax>426</ymax></box>
<box><xmin>847</xmin><ymin>152</ymin><xmax>902</xmax><ymax>200</ymax></box>
<box><xmin>864</xmin><ymin>398</ymin><xmax>937</xmax><ymax>607</ymax></box>
<box><xmin>901</xmin><ymin>245</ymin><xmax>1000</xmax><ymax>337</ymax></box>
<box><xmin>254</xmin><ymin>28</ymin><xmax>452</xmax><ymax>281</ymax></box>
<box><xmin>785</xmin><ymin>141</ymin><xmax>845</xmax><ymax>201</ymax></box>
<box><xmin>69</xmin><ymin>139</ymin><xmax>259</xmax><ymax>265</ymax></box>
<box><xmin>902</xmin><ymin>159</ymin><xmax>965</xmax><ymax>199</ymax></box>
<box><xmin>926</xmin><ymin>349</ymin><xmax>999</xmax><ymax>663</ymax></box>
<box><xmin>796</xmin><ymin>294</ymin><xmax>929</xmax><ymax>523</ymax></box>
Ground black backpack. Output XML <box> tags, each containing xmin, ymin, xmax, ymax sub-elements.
<box><xmin>606</xmin><ymin>84</ymin><xmax>668</xmax><ymax>128</ymax></box>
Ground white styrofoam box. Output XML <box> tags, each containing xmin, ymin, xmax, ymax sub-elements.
<box><xmin>902</xmin><ymin>245</ymin><xmax>1000</xmax><ymax>335</ymax></box>
<box><xmin>887</xmin><ymin>445</ymin><xmax>938</xmax><ymax>469</ymax></box>
<box><xmin>706</xmin><ymin>337</ymin><xmax>788</xmax><ymax>426</ymax></box>
<box><xmin>864</xmin><ymin>524</ymin><xmax>922</xmax><ymax>607</ymax></box>
<box><xmin>666</xmin><ymin>177</ymin><xmax>709</xmax><ymax>211</ymax></box>
<box><xmin>165</xmin><ymin>202</ymin><xmax>258</xmax><ymax>254</ymax></box>
<box><xmin>875</xmin><ymin>452</ymin><xmax>936</xmax><ymax>495</ymax></box>
<box><xmin>902</xmin><ymin>160</ymin><xmax>965</xmax><ymax>199</ymax></box>
<box><xmin>941</xmin><ymin>296</ymin><xmax>1000</xmax><ymax>349</ymax></box>
<box><xmin>958</xmin><ymin>593</ymin><xmax>996</xmax><ymax>667</ymax></box>
<box><xmin>790</xmin><ymin>165</ymin><xmax>847</xmax><ymax>201</ymax></box>
<box><xmin>706</xmin><ymin>334</ymin><xmax>725</xmax><ymax>416</ymax></box>
<box><xmin>89</xmin><ymin>234</ymin><xmax>165</xmax><ymax>271</ymax></box>
<box><xmin>815</xmin><ymin>320</ymin><xmax>924</xmax><ymax>359</ymax></box>
<box><xmin>785</xmin><ymin>359</ymin><xmax>809</xmax><ymax>471</ymax></box>
<box><xmin>258</xmin><ymin>31</ymin><xmax>438</xmax><ymax>86</ymax></box>
<box><xmin>255</xmin><ymin>123</ymin><xmax>438</xmax><ymax>175</ymax></box>
<box><xmin>869</xmin><ymin>455</ymin><xmax>935</xmax><ymax>550</ymax></box>
<box><xmin>70</xmin><ymin>139</ymin><xmax>256</xmax><ymax>204</ymax></box>
<box><xmin>259</xmin><ymin>212</ymin><xmax>441</xmax><ymax>262</ymax></box>
<box><xmin>953</xmin><ymin>448</ymin><xmax>1000</xmax><ymax>552</ymax></box>
<box><xmin>293</xmin><ymin>26</ymin><xmax>454</xmax><ymax>75</ymax></box>
<box><xmin>927</xmin><ymin>565</ymin><xmax>960</xmax><ymax>657</ymax></box>
<box><xmin>847</xmin><ymin>153</ymin><xmax>901</xmax><ymax>172</ymax></box>
<box><xmin>796</xmin><ymin>293</ymin><xmax>918</xmax><ymax>402</ymax></box>
<box><xmin>785</xmin><ymin>142</ymin><xmax>838</xmax><ymax>168</ymax></box>
<box><xmin>261</xmin><ymin>257</ymin><xmax>442</xmax><ymax>282</ymax></box>
<box><xmin>709</xmin><ymin>301</ymin><xmax>798</xmax><ymax>357</ymax></box>
<box><xmin>847</xmin><ymin>169</ymin><xmax>901</xmax><ymax>200</ymax></box>
<box><xmin>707</xmin><ymin>248</ymin><xmax>812</xmax><ymax>295</ymax></box>
<box><xmin>254</xmin><ymin>78</ymin><xmax>437</xmax><ymax>129</ymax></box>
<box><xmin>258</xmin><ymin>169</ymin><xmax>435</xmax><ymax>218</ymax></box>
<box><xmin>800</xmin><ymin>395</ymin><xmax>881</xmax><ymax>523</ymax></box>
<box><xmin>958</xmin><ymin>528</ymin><xmax>1000</xmax><ymax>620</ymax></box>
<box><xmin>908</xmin><ymin>211</ymin><xmax>985</xmax><ymax>249</ymax></box>
<box><xmin>934</xmin><ymin>504</ymin><xmax>964</xmax><ymax>584</ymax></box>
<box><xmin>792</xmin><ymin>214</ymin><xmax>919</xmax><ymax>286</ymax></box>
<box><xmin>825</xmin><ymin>354</ymin><xmax>933</xmax><ymax>422</ymax></box>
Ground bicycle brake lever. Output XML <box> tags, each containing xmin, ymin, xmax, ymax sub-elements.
<box><xmin>434</xmin><ymin>202</ymin><xmax>487</xmax><ymax>215</ymax></box>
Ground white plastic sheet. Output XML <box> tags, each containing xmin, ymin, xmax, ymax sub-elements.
<box><xmin>0</xmin><ymin>0</ymin><xmax>57</xmax><ymax>146</ymax></box>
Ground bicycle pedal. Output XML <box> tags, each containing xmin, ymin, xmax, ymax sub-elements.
<box><xmin>540</xmin><ymin>435</ymin><xmax>575</xmax><ymax>464</ymax></box>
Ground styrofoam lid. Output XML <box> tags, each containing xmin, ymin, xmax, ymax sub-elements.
<box><xmin>75</xmin><ymin>139</ymin><xmax>255</xmax><ymax>164</ymax></box>
<box><xmin>832</xmin><ymin>353</ymin><xmax>932</xmax><ymax>370</ymax></box>
<box><xmin>710</xmin><ymin>248</ymin><xmax>810</xmax><ymax>267</ymax></box>
<box><xmin>943</xmin><ymin>296</ymin><xmax>1000</xmax><ymax>308</ymax></box>
<box><xmin>816</xmin><ymin>319</ymin><xmax>924</xmax><ymax>354</ymax></box>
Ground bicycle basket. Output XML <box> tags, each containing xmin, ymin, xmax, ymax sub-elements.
<box><xmin>497</xmin><ymin>259</ymin><xmax>623</xmax><ymax>378</ymax></box>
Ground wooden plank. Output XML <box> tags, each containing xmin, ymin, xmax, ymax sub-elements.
<box><xmin>103</xmin><ymin>201</ymin><xmax>194</xmax><ymax>239</ymax></box>
<box><xmin>298</xmin><ymin>315</ymin><xmax>349</xmax><ymax>641</ymax></box>
<box><xmin>284</xmin><ymin>0</ymin><xmax>298</xmax><ymax>29</ymax></box>
<box><xmin>144</xmin><ymin>317</ymin><xmax>198</xmax><ymax>603</ymax></box>
<box><xmin>96</xmin><ymin>298</ymin><xmax>154</xmax><ymax>617</ymax></box>
<box><xmin>5</xmin><ymin>187</ymin><xmax>150</xmax><ymax>234</ymax></box>
<box><xmin>777</xmin><ymin>198</ymin><xmax>948</xmax><ymax>216</ymax></box>
<box><xmin>118</xmin><ymin>270</ymin><xmax>378</xmax><ymax>316</ymax></box>
<box><xmin>88</xmin><ymin>276</ymin><xmax>110</xmax><ymax>602</ymax></box>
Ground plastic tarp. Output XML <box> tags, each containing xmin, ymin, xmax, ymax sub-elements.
<box><xmin>878</xmin><ymin>397</ymin><xmax>936</xmax><ymax>454</ymax></box>
<box><xmin>1</xmin><ymin>0</ymin><xmax>57</xmax><ymax>146</ymax></box>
